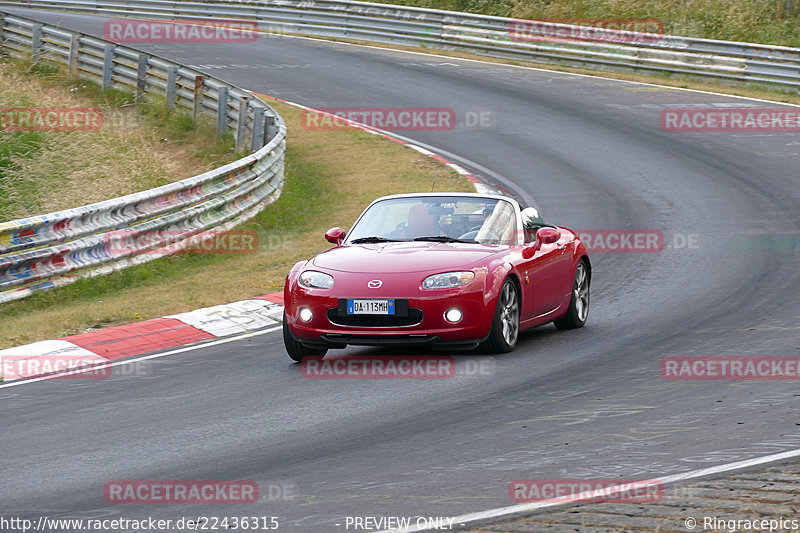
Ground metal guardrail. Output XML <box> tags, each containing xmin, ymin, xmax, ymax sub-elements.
<box><xmin>0</xmin><ymin>0</ymin><xmax>796</xmax><ymax>302</ymax></box>
<box><xmin>0</xmin><ymin>11</ymin><xmax>286</xmax><ymax>303</ymax></box>
<box><xmin>1</xmin><ymin>0</ymin><xmax>799</xmax><ymax>89</ymax></box>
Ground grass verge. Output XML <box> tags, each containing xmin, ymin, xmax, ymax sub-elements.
<box><xmin>0</xmin><ymin>98</ymin><xmax>473</xmax><ymax>348</ymax></box>
<box><xmin>7</xmin><ymin>10</ymin><xmax>795</xmax><ymax>348</ymax></box>
<box><xmin>0</xmin><ymin>56</ymin><xmax>237</xmax><ymax>221</ymax></box>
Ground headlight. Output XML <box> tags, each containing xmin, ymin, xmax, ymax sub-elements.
<box><xmin>422</xmin><ymin>271</ymin><xmax>475</xmax><ymax>290</ymax></box>
<box><xmin>299</xmin><ymin>270</ymin><xmax>334</xmax><ymax>289</ymax></box>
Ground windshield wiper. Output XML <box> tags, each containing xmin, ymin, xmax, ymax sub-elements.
<box><xmin>350</xmin><ymin>236</ymin><xmax>404</xmax><ymax>244</ymax></box>
<box><xmin>413</xmin><ymin>236</ymin><xmax>475</xmax><ymax>243</ymax></box>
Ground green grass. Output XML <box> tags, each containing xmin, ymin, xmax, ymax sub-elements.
<box><xmin>0</xmin><ymin>131</ymin><xmax>49</xmax><ymax>219</ymax></box>
<box><xmin>0</xmin><ymin>140</ymin><xmax>334</xmax><ymax>346</ymax></box>
<box><xmin>0</xmin><ymin>56</ymin><xmax>239</xmax><ymax>221</ymax></box>
<box><xmin>359</xmin><ymin>0</ymin><xmax>800</xmax><ymax>48</ymax></box>
<box><xmin>137</xmin><ymin>97</ymin><xmax>236</xmax><ymax>161</ymax></box>
<box><xmin>0</xmin><ymin>142</ymin><xmax>330</xmax><ymax>319</ymax></box>
<box><xmin>0</xmin><ymin>97</ymin><xmax>472</xmax><ymax>346</ymax></box>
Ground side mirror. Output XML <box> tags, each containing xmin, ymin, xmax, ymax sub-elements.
<box><xmin>537</xmin><ymin>227</ymin><xmax>561</xmax><ymax>245</ymax></box>
<box><xmin>522</xmin><ymin>227</ymin><xmax>561</xmax><ymax>258</ymax></box>
<box><xmin>325</xmin><ymin>227</ymin><xmax>346</xmax><ymax>245</ymax></box>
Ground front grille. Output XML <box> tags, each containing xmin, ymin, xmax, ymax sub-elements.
<box><xmin>327</xmin><ymin>304</ymin><xmax>423</xmax><ymax>327</ymax></box>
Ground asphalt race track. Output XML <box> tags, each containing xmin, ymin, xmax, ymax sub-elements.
<box><xmin>2</xmin><ymin>8</ymin><xmax>800</xmax><ymax>532</ymax></box>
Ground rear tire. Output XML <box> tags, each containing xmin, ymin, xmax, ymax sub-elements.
<box><xmin>554</xmin><ymin>260</ymin><xmax>589</xmax><ymax>330</ymax></box>
<box><xmin>283</xmin><ymin>314</ymin><xmax>327</xmax><ymax>362</ymax></box>
<box><xmin>481</xmin><ymin>278</ymin><xmax>520</xmax><ymax>354</ymax></box>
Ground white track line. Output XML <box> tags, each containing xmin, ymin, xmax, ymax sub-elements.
<box><xmin>265</xmin><ymin>31</ymin><xmax>800</xmax><ymax>108</ymax></box>
<box><xmin>8</xmin><ymin>17</ymin><xmax>799</xmax><ymax>526</ymax></box>
<box><xmin>377</xmin><ymin>448</ymin><xmax>800</xmax><ymax>532</ymax></box>
<box><xmin>0</xmin><ymin>325</ymin><xmax>282</xmax><ymax>390</ymax></box>
<box><xmin>22</xmin><ymin>8</ymin><xmax>798</xmax><ymax>107</ymax></box>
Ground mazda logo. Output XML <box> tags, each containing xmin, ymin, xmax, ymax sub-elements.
<box><xmin>367</xmin><ymin>280</ymin><xmax>383</xmax><ymax>289</ymax></box>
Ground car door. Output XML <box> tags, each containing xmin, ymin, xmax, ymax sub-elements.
<box><xmin>518</xmin><ymin>208</ymin><xmax>574</xmax><ymax>320</ymax></box>
<box><xmin>527</xmin><ymin>235</ymin><xmax>573</xmax><ymax>318</ymax></box>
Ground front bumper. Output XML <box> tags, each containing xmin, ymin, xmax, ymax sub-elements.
<box><xmin>285</xmin><ymin>286</ymin><xmax>494</xmax><ymax>349</ymax></box>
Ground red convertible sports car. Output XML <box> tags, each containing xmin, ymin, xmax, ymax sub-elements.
<box><xmin>283</xmin><ymin>192</ymin><xmax>590</xmax><ymax>361</ymax></box>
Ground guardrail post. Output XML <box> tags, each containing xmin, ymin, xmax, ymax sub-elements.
<box><xmin>68</xmin><ymin>34</ymin><xmax>80</xmax><ymax>72</ymax></box>
<box><xmin>193</xmin><ymin>75</ymin><xmax>204</xmax><ymax>120</ymax></box>
<box><xmin>236</xmin><ymin>96</ymin><xmax>249</xmax><ymax>152</ymax></box>
<box><xmin>31</xmin><ymin>24</ymin><xmax>42</xmax><ymax>63</ymax></box>
<box><xmin>102</xmin><ymin>44</ymin><xmax>115</xmax><ymax>90</ymax></box>
<box><xmin>135</xmin><ymin>54</ymin><xmax>148</xmax><ymax>102</ymax></box>
<box><xmin>166</xmin><ymin>66</ymin><xmax>178</xmax><ymax>110</ymax></box>
<box><xmin>250</xmin><ymin>106</ymin><xmax>265</xmax><ymax>151</ymax></box>
<box><xmin>0</xmin><ymin>10</ymin><xmax>286</xmax><ymax>304</ymax></box>
<box><xmin>216</xmin><ymin>86</ymin><xmax>229</xmax><ymax>137</ymax></box>
<box><xmin>265</xmin><ymin>114</ymin><xmax>277</xmax><ymax>143</ymax></box>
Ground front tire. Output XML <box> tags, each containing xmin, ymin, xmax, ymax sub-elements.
<box><xmin>283</xmin><ymin>314</ymin><xmax>327</xmax><ymax>362</ymax></box>
<box><xmin>554</xmin><ymin>260</ymin><xmax>589</xmax><ymax>329</ymax></box>
<box><xmin>481</xmin><ymin>278</ymin><xmax>520</xmax><ymax>354</ymax></box>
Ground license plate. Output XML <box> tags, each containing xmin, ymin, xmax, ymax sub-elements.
<box><xmin>347</xmin><ymin>299</ymin><xmax>395</xmax><ymax>315</ymax></box>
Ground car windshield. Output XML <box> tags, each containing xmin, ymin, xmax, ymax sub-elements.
<box><xmin>346</xmin><ymin>196</ymin><xmax>518</xmax><ymax>245</ymax></box>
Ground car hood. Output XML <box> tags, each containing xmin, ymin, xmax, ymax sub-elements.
<box><xmin>311</xmin><ymin>242</ymin><xmax>505</xmax><ymax>274</ymax></box>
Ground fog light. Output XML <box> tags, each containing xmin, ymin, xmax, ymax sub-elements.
<box><xmin>445</xmin><ymin>308</ymin><xmax>463</xmax><ymax>323</ymax></box>
<box><xmin>299</xmin><ymin>307</ymin><xmax>313</xmax><ymax>322</ymax></box>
